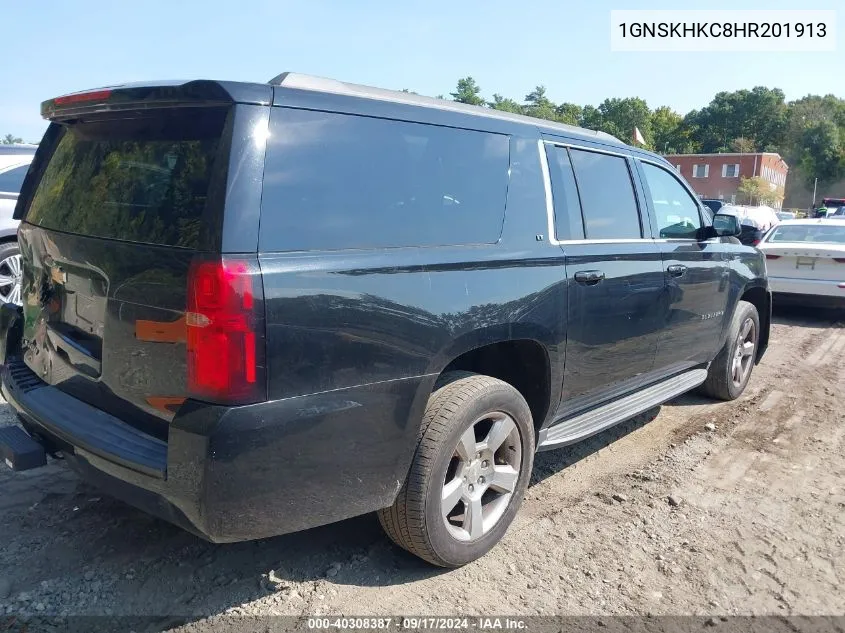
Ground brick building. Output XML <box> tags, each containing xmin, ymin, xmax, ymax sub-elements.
<box><xmin>664</xmin><ymin>152</ymin><xmax>789</xmax><ymax>208</ymax></box>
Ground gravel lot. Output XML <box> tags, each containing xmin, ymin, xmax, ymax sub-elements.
<box><xmin>0</xmin><ymin>306</ymin><xmax>843</xmax><ymax>632</ymax></box>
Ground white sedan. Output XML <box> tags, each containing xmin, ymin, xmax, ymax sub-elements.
<box><xmin>758</xmin><ymin>219</ymin><xmax>845</xmax><ymax>308</ymax></box>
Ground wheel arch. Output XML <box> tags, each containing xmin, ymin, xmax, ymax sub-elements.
<box><xmin>737</xmin><ymin>282</ymin><xmax>771</xmax><ymax>363</ymax></box>
<box><xmin>425</xmin><ymin>324</ymin><xmax>561</xmax><ymax>436</ymax></box>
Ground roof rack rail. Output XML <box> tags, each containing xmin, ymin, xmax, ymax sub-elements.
<box><xmin>267</xmin><ymin>72</ymin><xmax>622</xmax><ymax>144</ymax></box>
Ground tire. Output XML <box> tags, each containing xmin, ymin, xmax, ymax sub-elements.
<box><xmin>698</xmin><ymin>300</ymin><xmax>760</xmax><ymax>401</ymax></box>
<box><xmin>0</xmin><ymin>241</ymin><xmax>21</xmax><ymax>306</ymax></box>
<box><xmin>378</xmin><ymin>372</ymin><xmax>535</xmax><ymax>567</ymax></box>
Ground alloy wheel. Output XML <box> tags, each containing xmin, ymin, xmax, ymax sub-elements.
<box><xmin>731</xmin><ymin>317</ymin><xmax>756</xmax><ymax>387</ymax></box>
<box><xmin>0</xmin><ymin>254</ymin><xmax>22</xmax><ymax>306</ymax></box>
<box><xmin>441</xmin><ymin>411</ymin><xmax>523</xmax><ymax>542</ymax></box>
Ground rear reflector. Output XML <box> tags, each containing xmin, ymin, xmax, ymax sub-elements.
<box><xmin>765</xmin><ymin>254</ymin><xmax>781</xmax><ymax>260</ymax></box>
<box><xmin>186</xmin><ymin>257</ymin><xmax>266</xmax><ymax>405</ymax></box>
<box><xmin>53</xmin><ymin>89</ymin><xmax>113</xmax><ymax>106</ymax></box>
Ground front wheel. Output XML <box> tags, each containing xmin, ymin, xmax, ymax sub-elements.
<box><xmin>378</xmin><ymin>372</ymin><xmax>535</xmax><ymax>567</ymax></box>
<box><xmin>699</xmin><ymin>300</ymin><xmax>760</xmax><ymax>401</ymax></box>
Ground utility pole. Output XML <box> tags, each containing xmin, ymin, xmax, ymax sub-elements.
<box><xmin>812</xmin><ymin>177</ymin><xmax>818</xmax><ymax>209</ymax></box>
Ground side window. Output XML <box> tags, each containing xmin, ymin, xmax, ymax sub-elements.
<box><xmin>641</xmin><ymin>162</ymin><xmax>703</xmax><ymax>240</ymax></box>
<box><xmin>545</xmin><ymin>145</ymin><xmax>584</xmax><ymax>240</ymax></box>
<box><xmin>568</xmin><ymin>148</ymin><xmax>642</xmax><ymax>240</ymax></box>
<box><xmin>0</xmin><ymin>164</ymin><xmax>30</xmax><ymax>194</ymax></box>
<box><xmin>260</xmin><ymin>108</ymin><xmax>510</xmax><ymax>251</ymax></box>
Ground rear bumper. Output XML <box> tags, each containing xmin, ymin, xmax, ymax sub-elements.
<box><xmin>2</xmin><ymin>358</ymin><xmax>433</xmax><ymax>542</ymax></box>
<box><xmin>769</xmin><ymin>276</ymin><xmax>845</xmax><ymax>300</ymax></box>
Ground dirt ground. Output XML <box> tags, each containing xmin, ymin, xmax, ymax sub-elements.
<box><xmin>0</xmin><ymin>305</ymin><xmax>843</xmax><ymax>631</ymax></box>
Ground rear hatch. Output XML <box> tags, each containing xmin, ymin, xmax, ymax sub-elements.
<box><xmin>15</xmin><ymin>83</ymin><xmax>269</xmax><ymax>440</ymax></box>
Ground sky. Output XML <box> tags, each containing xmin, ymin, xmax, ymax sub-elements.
<box><xmin>1</xmin><ymin>0</ymin><xmax>842</xmax><ymax>142</ymax></box>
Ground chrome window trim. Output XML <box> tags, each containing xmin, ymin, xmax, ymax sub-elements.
<box><xmin>543</xmin><ymin>139</ymin><xmax>632</xmax><ymax>158</ymax></box>
<box><xmin>537</xmin><ymin>139</ymin><xmax>562</xmax><ymax>246</ymax></box>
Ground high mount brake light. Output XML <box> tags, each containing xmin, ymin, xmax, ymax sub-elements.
<box><xmin>186</xmin><ymin>257</ymin><xmax>266</xmax><ymax>405</ymax></box>
<box><xmin>53</xmin><ymin>89</ymin><xmax>113</xmax><ymax>106</ymax></box>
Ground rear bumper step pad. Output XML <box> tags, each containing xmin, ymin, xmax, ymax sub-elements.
<box><xmin>1</xmin><ymin>360</ymin><xmax>167</xmax><ymax>478</ymax></box>
<box><xmin>0</xmin><ymin>425</ymin><xmax>47</xmax><ymax>471</ymax></box>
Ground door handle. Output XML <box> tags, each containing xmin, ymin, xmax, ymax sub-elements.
<box><xmin>667</xmin><ymin>264</ymin><xmax>687</xmax><ymax>278</ymax></box>
<box><xmin>574</xmin><ymin>270</ymin><xmax>605</xmax><ymax>285</ymax></box>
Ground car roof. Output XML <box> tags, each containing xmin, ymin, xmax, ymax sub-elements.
<box><xmin>270</xmin><ymin>72</ymin><xmax>633</xmax><ymax>149</ymax></box>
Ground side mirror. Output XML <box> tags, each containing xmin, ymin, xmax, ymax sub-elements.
<box><xmin>712</xmin><ymin>213</ymin><xmax>741</xmax><ymax>237</ymax></box>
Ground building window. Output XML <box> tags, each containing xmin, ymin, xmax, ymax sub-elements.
<box><xmin>692</xmin><ymin>164</ymin><xmax>709</xmax><ymax>178</ymax></box>
<box><xmin>722</xmin><ymin>164</ymin><xmax>739</xmax><ymax>178</ymax></box>
<box><xmin>675</xmin><ymin>164</ymin><xmax>681</xmax><ymax>172</ymax></box>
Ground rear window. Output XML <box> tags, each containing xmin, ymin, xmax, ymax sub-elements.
<box><xmin>25</xmin><ymin>108</ymin><xmax>228</xmax><ymax>249</ymax></box>
<box><xmin>568</xmin><ymin>148</ymin><xmax>641</xmax><ymax>240</ymax></box>
<box><xmin>768</xmin><ymin>223</ymin><xmax>845</xmax><ymax>244</ymax></box>
<box><xmin>0</xmin><ymin>164</ymin><xmax>30</xmax><ymax>194</ymax></box>
<box><xmin>260</xmin><ymin>108</ymin><xmax>510</xmax><ymax>251</ymax></box>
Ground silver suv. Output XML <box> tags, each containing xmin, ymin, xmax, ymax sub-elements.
<box><xmin>0</xmin><ymin>144</ymin><xmax>37</xmax><ymax>305</ymax></box>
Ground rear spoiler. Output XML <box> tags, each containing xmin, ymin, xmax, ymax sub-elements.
<box><xmin>41</xmin><ymin>80</ymin><xmax>272</xmax><ymax>120</ymax></box>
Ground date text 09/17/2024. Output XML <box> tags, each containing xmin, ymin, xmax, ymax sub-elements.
<box><xmin>306</xmin><ymin>617</ymin><xmax>528</xmax><ymax>630</ymax></box>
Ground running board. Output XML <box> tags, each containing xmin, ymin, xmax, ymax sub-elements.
<box><xmin>537</xmin><ymin>369</ymin><xmax>708</xmax><ymax>451</ymax></box>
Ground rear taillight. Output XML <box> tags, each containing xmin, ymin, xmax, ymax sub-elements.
<box><xmin>765</xmin><ymin>254</ymin><xmax>781</xmax><ymax>260</ymax></box>
<box><xmin>752</xmin><ymin>239</ymin><xmax>761</xmax><ymax>246</ymax></box>
<box><xmin>53</xmin><ymin>89</ymin><xmax>112</xmax><ymax>106</ymax></box>
<box><xmin>186</xmin><ymin>256</ymin><xmax>266</xmax><ymax>405</ymax></box>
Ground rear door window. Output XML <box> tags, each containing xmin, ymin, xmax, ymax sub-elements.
<box><xmin>568</xmin><ymin>148</ymin><xmax>642</xmax><ymax>240</ymax></box>
<box><xmin>0</xmin><ymin>164</ymin><xmax>30</xmax><ymax>194</ymax></box>
<box><xmin>260</xmin><ymin>108</ymin><xmax>510</xmax><ymax>251</ymax></box>
<box><xmin>25</xmin><ymin>108</ymin><xmax>228</xmax><ymax>249</ymax></box>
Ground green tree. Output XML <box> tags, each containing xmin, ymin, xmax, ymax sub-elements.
<box><xmin>488</xmin><ymin>94</ymin><xmax>523</xmax><ymax>114</ymax></box>
<box><xmin>685</xmin><ymin>87</ymin><xmax>787</xmax><ymax>152</ymax></box>
<box><xmin>651</xmin><ymin>106</ymin><xmax>685</xmax><ymax>153</ymax></box>
<box><xmin>2</xmin><ymin>134</ymin><xmax>23</xmax><ymax>144</ymax></box>
<box><xmin>596</xmin><ymin>97</ymin><xmax>652</xmax><ymax>147</ymax></box>
<box><xmin>737</xmin><ymin>176</ymin><xmax>768</xmax><ymax>205</ymax></box>
<box><xmin>799</xmin><ymin>120</ymin><xmax>845</xmax><ymax>186</ymax></box>
<box><xmin>450</xmin><ymin>77</ymin><xmax>485</xmax><ymax>106</ymax></box>
<box><xmin>731</xmin><ymin>137</ymin><xmax>756</xmax><ymax>153</ymax></box>
<box><xmin>579</xmin><ymin>105</ymin><xmax>603</xmax><ymax>130</ymax></box>
<box><xmin>523</xmin><ymin>85</ymin><xmax>556</xmax><ymax>120</ymax></box>
<box><xmin>555</xmin><ymin>103</ymin><xmax>582</xmax><ymax>126</ymax></box>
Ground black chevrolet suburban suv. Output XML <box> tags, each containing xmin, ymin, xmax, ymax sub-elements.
<box><xmin>0</xmin><ymin>74</ymin><xmax>770</xmax><ymax>567</ymax></box>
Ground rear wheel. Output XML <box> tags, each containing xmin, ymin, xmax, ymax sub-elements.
<box><xmin>0</xmin><ymin>242</ymin><xmax>22</xmax><ymax>306</ymax></box>
<box><xmin>378</xmin><ymin>372</ymin><xmax>534</xmax><ymax>567</ymax></box>
<box><xmin>699</xmin><ymin>300</ymin><xmax>760</xmax><ymax>401</ymax></box>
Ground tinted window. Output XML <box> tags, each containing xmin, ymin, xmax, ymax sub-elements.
<box><xmin>0</xmin><ymin>164</ymin><xmax>30</xmax><ymax>194</ymax></box>
<box><xmin>260</xmin><ymin>109</ymin><xmax>509</xmax><ymax>251</ymax></box>
<box><xmin>641</xmin><ymin>162</ymin><xmax>703</xmax><ymax>239</ymax></box>
<box><xmin>768</xmin><ymin>224</ymin><xmax>845</xmax><ymax>244</ymax></box>
<box><xmin>26</xmin><ymin>108</ymin><xmax>227</xmax><ymax>248</ymax></box>
<box><xmin>545</xmin><ymin>146</ymin><xmax>584</xmax><ymax>240</ymax></box>
<box><xmin>568</xmin><ymin>149</ymin><xmax>641</xmax><ymax>240</ymax></box>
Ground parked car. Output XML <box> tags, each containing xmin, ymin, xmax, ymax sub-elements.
<box><xmin>759</xmin><ymin>218</ymin><xmax>845</xmax><ymax>308</ymax></box>
<box><xmin>701</xmin><ymin>199</ymin><xmax>725</xmax><ymax>214</ymax></box>
<box><xmin>718</xmin><ymin>204</ymin><xmax>783</xmax><ymax>247</ymax></box>
<box><xmin>827</xmin><ymin>206</ymin><xmax>845</xmax><ymax>218</ymax></box>
<box><xmin>0</xmin><ymin>145</ymin><xmax>36</xmax><ymax>305</ymax></box>
<box><xmin>0</xmin><ymin>75</ymin><xmax>771</xmax><ymax>567</ymax></box>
